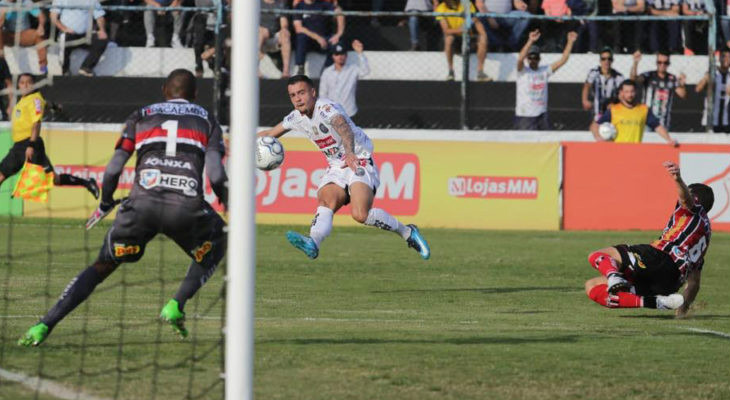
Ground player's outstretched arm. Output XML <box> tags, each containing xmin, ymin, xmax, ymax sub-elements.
<box><xmin>676</xmin><ymin>269</ymin><xmax>701</xmax><ymax>318</ymax></box>
<box><xmin>257</xmin><ymin>122</ymin><xmax>288</xmax><ymax>138</ymax></box>
<box><xmin>663</xmin><ymin>161</ymin><xmax>695</xmax><ymax>210</ymax></box>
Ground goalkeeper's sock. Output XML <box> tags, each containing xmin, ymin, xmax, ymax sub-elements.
<box><xmin>587</xmin><ymin>284</ymin><xmax>643</xmax><ymax>308</ymax></box>
<box><xmin>364</xmin><ymin>208</ymin><xmax>411</xmax><ymax>240</ymax></box>
<box><xmin>173</xmin><ymin>261</ymin><xmax>218</xmax><ymax>309</ymax></box>
<box><xmin>58</xmin><ymin>173</ymin><xmax>90</xmax><ymax>186</ymax></box>
<box><xmin>309</xmin><ymin>206</ymin><xmax>333</xmax><ymax>247</ymax></box>
<box><xmin>41</xmin><ymin>266</ymin><xmax>104</xmax><ymax>330</ymax></box>
<box><xmin>588</xmin><ymin>252</ymin><xmax>620</xmax><ymax>277</ymax></box>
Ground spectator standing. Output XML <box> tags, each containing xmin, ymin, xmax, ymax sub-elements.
<box><xmin>0</xmin><ymin>0</ymin><xmax>48</xmax><ymax>74</ymax></box>
<box><xmin>318</xmin><ymin>40</ymin><xmax>369</xmax><ymax>117</ymax></box>
<box><xmin>514</xmin><ymin>30</ymin><xmax>577</xmax><ymax>130</ymax></box>
<box><xmin>292</xmin><ymin>0</ymin><xmax>345</xmax><ymax>76</ymax></box>
<box><xmin>696</xmin><ymin>49</ymin><xmax>730</xmax><ymax>132</ymax></box>
<box><xmin>647</xmin><ymin>0</ymin><xmax>681</xmax><ymax>53</ymax></box>
<box><xmin>50</xmin><ymin>0</ymin><xmax>109</xmax><ymax>76</ymax></box>
<box><xmin>260</xmin><ymin>0</ymin><xmax>291</xmax><ymax>78</ymax></box>
<box><xmin>681</xmin><ymin>0</ymin><xmax>708</xmax><ymax>54</ymax></box>
<box><xmin>192</xmin><ymin>0</ymin><xmax>216</xmax><ymax>77</ymax></box>
<box><xmin>590</xmin><ymin>80</ymin><xmax>676</xmax><ymax>144</ymax></box>
<box><xmin>475</xmin><ymin>0</ymin><xmax>530</xmax><ymax>52</ymax></box>
<box><xmin>611</xmin><ymin>0</ymin><xmax>645</xmax><ymax>53</ymax></box>
<box><xmin>630</xmin><ymin>50</ymin><xmax>687</xmax><ymax>130</ymax></box>
<box><xmin>405</xmin><ymin>0</ymin><xmax>437</xmax><ymax>51</ymax></box>
<box><xmin>582</xmin><ymin>47</ymin><xmax>624</xmax><ymax>121</ymax></box>
<box><xmin>435</xmin><ymin>0</ymin><xmax>490</xmax><ymax>81</ymax></box>
<box><xmin>143</xmin><ymin>0</ymin><xmax>184</xmax><ymax>48</ymax></box>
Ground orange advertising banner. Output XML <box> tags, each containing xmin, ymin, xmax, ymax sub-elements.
<box><xmin>563</xmin><ymin>142</ymin><xmax>730</xmax><ymax>232</ymax></box>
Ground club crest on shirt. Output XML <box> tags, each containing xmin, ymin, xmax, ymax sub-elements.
<box><xmin>34</xmin><ymin>98</ymin><xmax>42</xmax><ymax>115</ymax></box>
<box><xmin>139</xmin><ymin>169</ymin><xmax>161</xmax><ymax>189</ymax></box>
<box><xmin>319</xmin><ymin>123</ymin><xmax>329</xmax><ymax>133</ymax></box>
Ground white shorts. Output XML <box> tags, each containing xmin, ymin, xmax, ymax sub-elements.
<box><xmin>317</xmin><ymin>161</ymin><xmax>380</xmax><ymax>195</ymax></box>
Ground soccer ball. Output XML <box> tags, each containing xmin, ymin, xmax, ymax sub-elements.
<box><xmin>598</xmin><ymin>122</ymin><xmax>617</xmax><ymax>141</ymax></box>
<box><xmin>255</xmin><ymin>136</ymin><xmax>285</xmax><ymax>171</ymax></box>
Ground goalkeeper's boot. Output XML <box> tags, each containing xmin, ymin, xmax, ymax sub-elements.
<box><xmin>656</xmin><ymin>293</ymin><xmax>684</xmax><ymax>310</ymax></box>
<box><xmin>406</xmin><ymin>224</ymin><xmax>430</xmax><ymax>260</ymax></box>
<box><xmin>18</xmin><ymin>322</ymin><xmax>49</xmax><ymax>347</ymax></box>
<box><xmin>160</xmin><ymin>299</ymin><xmax>188</xmax><ymax>338</ymax></box>
<box><xmin>86</xmin><ymin>178</ymin><xmax>100</xmax><ymax>199</ymax></box>
<box><xmin>607</xmin><ymin>273</ymin><xmax>631</xmax><ymax>295</ymax></box>
<box><xmin>286</xmin><ymin>231</ymin><xmax>319</xmax><ymax>259</ymax></box>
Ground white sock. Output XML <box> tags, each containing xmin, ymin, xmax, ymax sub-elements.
<box><xmin>364</xmin><ymin>208</ymin><xmax>411</xmax><ymax>240</ymax></box>
<box><xmin>309</xmin><ymin>206</ymin><xmax>333</xmax><ymax>247</ymax></box>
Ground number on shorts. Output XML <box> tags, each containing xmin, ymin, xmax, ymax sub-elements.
<box><xmin>161</xmin><ymin>120</ymin><xmax>179</xmax><ymax>156</ymax></box>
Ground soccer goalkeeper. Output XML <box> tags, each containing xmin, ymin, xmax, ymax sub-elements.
<box><xmin>19</xmin><ymin>69</ymin><xmax>228</xmax><ymax>346</ymax></box>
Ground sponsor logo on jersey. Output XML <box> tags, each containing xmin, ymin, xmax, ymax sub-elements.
<box><xmin>114</xmin><ymin>244</ymin><xmax>141</xmax><ymax>257</ymax></box>
<box><xmin>141</xmin><ymin>102</ymin><xmax>208</xmax><ymax>118</ymax></box>
<box><xmin>448</xmin><ymin>176</ymin><xmax>538</xmax><ymax>199</ymax></box>
<box><xmin>144</xmin><ymin>157</ymin><xmax>193</xmax><ymax>170</ymax></box>
<box><xmin>34</xmin><ymin>98</ymin><xmax>43</xmax><ymax>115</ymax></box>
<box><xmin>192</xmin><ymin>241</ymin><xmax>212</xmax><ymax>262</ymax></box>
<box><xmin>138</xmin><ymin>169</ymin><xmax>199</xmax><ymax>196</ymax></box>
<box><xmin>319</xmin><ymin>123</ymin><xmax>329</xmax><ymax>133</ymax></box>
<box><xmin>314</xmin><ymin>136</ymin><xmax>336</xmax><ymax>149</ymax></box>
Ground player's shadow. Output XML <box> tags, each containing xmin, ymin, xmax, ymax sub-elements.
<box><xmin>371</xmin><ymin>286</ymin><xmax>577</xmax><ymax>295</ymax></box>
<box><xmin>259</xmin><ymin>335</ymin><xmax>580</xmax><ymax>346</ymax></box>
<box><xmin>620</xmin><ymin>314</ymin><xmax>730</xmax><ymax>320</ymax></box>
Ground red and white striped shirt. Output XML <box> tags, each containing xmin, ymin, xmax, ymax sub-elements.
<box><xmin>651</xmin><ymin>201</ymin><xmax>711</xmax><ymax>279</ymax></box>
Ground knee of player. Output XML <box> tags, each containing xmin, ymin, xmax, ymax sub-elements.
<box><xmin>351</xmin><ymin>208</ymin><xmax>369</xmax><ymax>224</ymax></box>
<box><xmin>317</xmin><ymin>198</ymin><xmax>337</xmax><ymax>210</ymax></box>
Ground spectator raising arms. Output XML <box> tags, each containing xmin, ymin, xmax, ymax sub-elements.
<box><xmin>582</xmin><ymin>47</ymin><xmax>624</xmax><ymax>122</ymax></box>
<box><xmin>260</xmin><ymin>0</ymin><xmax>291</xmax><ymax>78</ymax></box>
<box><xmin>319</xmin><ymin>40</ymin><xmax>369</xmax><ymax>117</ymax></box>
<box><xmin>630</xmin><ymin>50</ymin><xmax>686</xmax><ymax>130</ymax></box>
<box><xmin>435</xmin><ymin>0</ymin><xmax>490</xmax><ymax>82</ymax></box>
<box><xmin>51</xmin><ymin>0</ymin><xmax>109</xmax><ymax>76</ymax></box>
<box><xmin>514</xmin><ymin>29</ymin><xmax>576</xmax><ymax>130</ymax></box>
<box><xmin>0</xmin><ymin>0</ymin><xmax>48</xmax><ymax>74</ymax></box>
<box><xmin>696</xmin><ymin>49</ymin><xmax>730</xmax><ymax>132</ymax></box>
<box><xmin>293</xmin><ymin>0</ymin><xmax>345</xmax><ymax>76</ymax></box>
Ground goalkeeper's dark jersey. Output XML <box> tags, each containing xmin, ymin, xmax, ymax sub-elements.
<box><xmin>116</xmin><ymin>99</ymin><xmax>225</xmax><ymax>201</ymax></box>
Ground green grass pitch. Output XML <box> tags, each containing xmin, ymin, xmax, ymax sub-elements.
<box><xmin>1</xmin><ymin>218</ymin><xmax>729</xmax><ymax>400</ymax></box>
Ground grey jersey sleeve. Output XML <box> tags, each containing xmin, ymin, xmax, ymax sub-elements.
<box><xmin>101</xmin><ymin>149</ymin><xmax>132</xmax><ymax>205</ymax></box>
<box><xmin>205</xmin><ymin>116</ymin><xmax>228</xmax><ymax>206</ymax></box>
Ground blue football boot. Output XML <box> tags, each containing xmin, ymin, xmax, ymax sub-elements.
<box><xmin>406</xmin><ymin>224</ymin><xmax>430</xmax><ymax>260</ymax></box>
<box><xmin>286</xmin><ymin>231</ymin><xmax>319</xmax><ymax>259</ymax></box>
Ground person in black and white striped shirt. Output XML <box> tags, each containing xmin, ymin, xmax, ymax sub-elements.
<box><xmin>630</xmin><ymin>50</ymin><xmax>687</xmax><ymax>130</ymax></box>
<box><xmin>696</xmin><ymin>49</ymin><xmax>730</xmax><ymax>132</ymax></box>
<box><xmin>582</xmin><ymin>47</ymin><xmax>624</xmax><ymax>122</ymax></box>
<box><xmin>681</xmin><ymin>0</ymin><xmax>708</xmax><ymax>54</ymax></box>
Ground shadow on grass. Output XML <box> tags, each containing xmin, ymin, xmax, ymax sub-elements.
<box><xmin>619</xmin><ymin>314</ymin><xmax>730</xmax><ymax>320</ymax></box>
<box><xmin>258</xmin><ymin>335</ymin><xmax>580</xmax><ymax>346</ymax></box>
<box><xmin>371</xmin><ymin>286</ymin><xmax>577</xmax><ymax>295</ymax></box>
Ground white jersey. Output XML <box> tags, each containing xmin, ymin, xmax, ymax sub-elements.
<box><xmin>515</xmin><ymin>65</ymin><xmax>553</xmax><ymax>117</ymax></box>
<box><xmin>282</xmin><ymin>98</ymin><xmax>374</xmax><ymax>167</ymax></box>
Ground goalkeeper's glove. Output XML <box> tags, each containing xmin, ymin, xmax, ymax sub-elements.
<box><xmin>85</xmin><ymin>198</ymin><xmax>122</xmax><ymax>230</ymax></box>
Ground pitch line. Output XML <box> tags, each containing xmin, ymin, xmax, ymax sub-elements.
<box><xmin>680</xmin><ymin>327</ymin><xmax>730</xmax><ymax>339</ymax></box>
<box><xmin>0</xmin><ymin>367</ymin><xmax>112</xmax><ymax>400</ymax></box>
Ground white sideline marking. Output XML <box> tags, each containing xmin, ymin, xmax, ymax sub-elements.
<box><xmin>0</xmin><ymin>367</ymin><xmax>112</xmax><ymax>400</ymax></box>
<box><xmin>681</xmin><ymin>327</ymin><xmax>730</xmax><ymax>339</ymax></box>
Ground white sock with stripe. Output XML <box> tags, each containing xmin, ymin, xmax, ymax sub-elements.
<box><xmin>309</xmin><ymin>206</ymin><xmax>333</xmax><ymax>247</ymax></box>
<box><xmin>364</xmin><ymin>208</ymin><xmax>411</xmax><ymax>240</ymax></box>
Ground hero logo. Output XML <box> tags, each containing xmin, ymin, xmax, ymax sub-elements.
<box><xmin>448</xmin><ymin>176</ymin><xmax>538</xmax><ymax>199</ymax></box>
<box><xmin>255</xmin><ymin>151</ymin><xmax>420</xmax><ymax>215</ymax></box>
<box><xmin>144</xmin><ymin>157</ymin><xmax>193</xmax><ymax>169</ymax></box>
<box><xmin>138</xmin><ymin>168</ymin><xmax>198</xmax><ymax>196</ymax></box>
<box><xmin>680</xmin><ymin>153</ymin><xmax>730</xmax><ymax>223</ymax></box>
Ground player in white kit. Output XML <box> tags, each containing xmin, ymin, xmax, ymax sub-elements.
<box><xmin>257</xmin><ymin>75</ymin><xmax>431</xmax><ymax>260</ymax></box>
